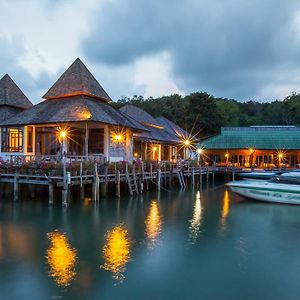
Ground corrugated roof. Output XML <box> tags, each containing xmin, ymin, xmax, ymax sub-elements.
<box><xmin>0</xmin><ymin>74</ymin><xmax>33</xmax><ymax>109</ymax></box>
<box><xmin>0</xmin><ymin>96</ymin><xmax>145</xmax><ymax>131</ymax></box>
<box><xmin>43</xmin><ymin>58</ymin><xmax>112</xmax><ymax>102</ymax></box>
<box><xmin>200</xmin><ymin>126</ymin><xmax>300</xmax><ymax>150</ymax></box>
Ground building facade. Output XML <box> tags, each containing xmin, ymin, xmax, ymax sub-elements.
<box><xmin>199</xmin><ymin>126</ymin><xmax>300</xmax><ymax>168</ymax></box>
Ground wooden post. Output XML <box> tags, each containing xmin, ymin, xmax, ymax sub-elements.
<box><xmin>206</xmin><ymin>166</ymin><xmax>209</xmax><ymax>182</ymax></box>
<box><xmin>169</xmin><ymin>165</ymin><xmax>173</xmax><ymax>187</ymax></box>
<box><xmin>192</xmin><ymin>167</ymin><xmax>195</xmax><ymax>186</ymax></box>
<box><xmin>85</xmin><ymin>122</ymin><xmax>89</xmax><ymax>158</ymax></box>
<box><xmin>80</xmin><ymin>162</ymin><xmax>84</xmax><ymax>200</ymax></box>
<box><xmin>116</xmin><ymin>170</ymin><xmax>121</xmax><ymax>197</ymax></box>
<box><xmin>49</xmin><ymin>179</ymin><xmax>54</xmax><ymax>205</ymax></box>
<box><xmin>62</xmin><ymin>161</ymin><xmax>68</xmax><ymax>207</ymax></box>
<box><xmin>232</xmin><ymin>170</ymin><xmax>235</xmax><ymax>181</ymax></box>
<box><xmin>157</xmin><ymin>168</ymin><xmax>161</xmax><ymax>191</ymax></box>
<box><xmin>199</xmin><ymin>165</ymin><xmax>202</xmax><ymax>184</ymax></box>
<box><xmin>13</xmin><ymin>173</ymin><xmax>19</xmax><ymax>201</ymax></box>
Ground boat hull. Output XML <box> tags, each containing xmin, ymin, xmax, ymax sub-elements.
<box><xmin>228</xmin><ymin>182</ymin><xmax>300</xmax><ymax>205</ymax></box>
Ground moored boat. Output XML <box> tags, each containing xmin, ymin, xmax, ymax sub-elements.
<box><xmin>227</xmin><ymin>172</ymin><xmax>300</xmax><ymax>204</ymax></box>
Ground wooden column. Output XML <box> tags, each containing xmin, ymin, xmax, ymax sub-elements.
<box><xmin>85</xmin><ymin>122</ymin><xmax>89</xmax><ymax>158</ymax></box>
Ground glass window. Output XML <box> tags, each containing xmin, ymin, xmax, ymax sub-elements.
<box><xmin>27</xmin><ymin>126</ymin><xmax>34</xmax><ymax>153</ymax></box>
<box><xmin>88</xmin><ymin>128</ymin><xmax>104</xmax><ymax>154</ymax></box>
<box><xmin>1</xmin><ymin>127</ymin><xmax>23</xmax><ymax>152</ymax></box>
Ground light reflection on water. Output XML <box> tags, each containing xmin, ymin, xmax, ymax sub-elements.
<box><xmin>145</xmin><ymin>200</ymin><xmax>163</xmax><ymax>247</ymax></box>
<box><xmin>46</xmin><ymin>231</ymin><xmax>77</xmax><ymax>287</ymax></box>
<box><xmin>2</xmin><ymin>187</ymin><xmax>300</xmax><ymax>299</ymax></box>
<box><xmin>220</xmin><ymin>189</ymin><xmax>230</xmax><ymax>232</ymax></box>
<box><xmin>100</xmin><ymin>224</ymin><xmax>131</xmax><ymax>282</ymax></box>
<box><xmin>189</xmin><ymin>190</ymin><xmax>203</xmax><ymax>243</ymax></box>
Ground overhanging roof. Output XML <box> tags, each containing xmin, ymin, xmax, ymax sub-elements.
<box><xmin>0</xmin><ymin>96</ymin><xmax>146</xmax><ymax>131</ymax></box>
<box><xmin>200</xmin><ymin>126</ymin><xmax>300</xmax><ymax>150</ymax></box>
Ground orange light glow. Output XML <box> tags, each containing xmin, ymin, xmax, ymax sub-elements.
<box><xmin>134</xmin><ymin>152</ymin><xmax>138</xmax><ymax>157</ymax></box>
<box><xmin>220</xmin><ymin>190</ymin><xmax>230</xmax><ymax>232</ymax></box>
<box><xmin>100</xmin><ymin>225</ymin><xmax>131</xmax><ymax>281</ymax></box>
<box><xmin>46</xmin><ymin>231</ymin><xmax>77</xmax><ymax>287</ymax></box>
<box><xmin>183</xmin><ymin>139</ymin><xmax>190</xmax><ymax>146</ymax></box>
<box><xmin>152</xmin><ymin>146</ymin><xmax>157</xmax><ymax>152</ymax></box>
<box><xmin>145</xmin><ymin>201</ymin><xmax>162</xmax><ymax>247</ymax></box>
<box><xmin>189</xmin><ymin>191</ymin><xmax>202</xmax><ymax>243</ymax></box>
<box><xmin>197</xmin><ymin>148</ymin><xmax>203</xmax><ymax>155</ymax></box>
<box><xmin>249</xmin><ymin>148</ymin><xmax>254</xmax><ymax>154</ymax></box>
<box><xmin>225</xmin><ymin>153</ymin><xmax>229</xmax><ymax>158</ymax></box>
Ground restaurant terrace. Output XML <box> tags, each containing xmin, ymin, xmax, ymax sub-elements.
<box><xmin>199</xmin><ymin>126</ymin><xmax>300</xmax><ymax>168</ymax></box>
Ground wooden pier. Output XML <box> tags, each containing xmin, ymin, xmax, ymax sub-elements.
<box><xmin>0</xmin><ymin>158</ymin><xmax>243</xmax><ymax>206</ymax></box>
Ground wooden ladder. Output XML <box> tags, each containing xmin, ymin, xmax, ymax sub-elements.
<box><xmin>177</xmin><ymin>170</ymin><xmax>186</xmax><ymax>189</ymax></box>
<box><xmin>126</xmin><ymin>172</ymin><xmax>139</xmax><ymax>195</ymax></box>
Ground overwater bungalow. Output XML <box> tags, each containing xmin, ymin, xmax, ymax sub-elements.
<box><xmin>119</xmin><ymin>104</ymin><xmax>190</xmax><ymax>161</ymax></box>
<box><xmin>0</xmin><ymin>58</ymin><xmax>189</xmax><ymax>163</ymax></box>
<box><xmin>0</xmin><ymin>58</ymin><xmax>146</xmax><ymax>162</ymax></box>
<box><xmin>0</xmin><ymin>74</ymin><xmax>33</xmax><ymax>155</ymax></box>
<box><xmin>199</xmin><ymin>126</ymin><xmax>300</xmax><ymax>168</ymax></box>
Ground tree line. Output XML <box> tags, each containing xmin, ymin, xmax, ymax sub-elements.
<box><xmin>110</xmin><ymin>92</ymin><xmax>300</xmax><ymax>138</ymax></box>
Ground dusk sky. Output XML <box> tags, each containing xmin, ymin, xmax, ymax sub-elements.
<box><xmin>1</xmin><ymin>0</ymin><xmax>300</xmax><ymax>103</ymax></box>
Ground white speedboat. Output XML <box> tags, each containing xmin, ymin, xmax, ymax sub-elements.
<box><xmin>227</xmin><ymin>172</ymin><xmax>300</xmax><ymax>204</ymax></box>
<box><xmin>238</xmin><ymin>171</ymin><xmax>282</xmax><ymax>180</ymax></box>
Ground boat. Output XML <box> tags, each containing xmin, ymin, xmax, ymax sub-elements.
<box><xmin>227</xmin><ymin>172</ymin><xmax>300</xmax><ymax>204</ymax></box>
<box><xmin>237</xmin><ymin>171</ymin><xmax>283</xmax><ymax>180</ymax></box>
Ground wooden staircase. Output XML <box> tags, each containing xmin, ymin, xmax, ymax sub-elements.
<box><xmin>126</xmin><ymin>172</ymin><xmax>139</xmax><ymax>195</ymax></box>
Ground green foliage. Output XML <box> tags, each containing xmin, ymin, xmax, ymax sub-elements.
<box><xmin>111</xmin><ymin>92</ymin><xmax>300</xmax><ymax>138</ymax></box>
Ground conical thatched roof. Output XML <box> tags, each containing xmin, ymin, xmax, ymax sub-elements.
<box><xmin>43</xmin><ymin>58</ymin><xmax>112</xmax><ymax>102</ymax></box>
<box><xmin>0</xmin><ymin>96</ymin><xmax>145</xmax><ymax>131</ymax></box>
<box><xmin>0</xmin><ymin>74</ymin><xmax>32</xmax><ymax>109</ymax></box>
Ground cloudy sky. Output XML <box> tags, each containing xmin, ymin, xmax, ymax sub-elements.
<box><xmin>1</xmin><ymin>0</ymin><xmax>300</xmax><ymax>104</ymax></box>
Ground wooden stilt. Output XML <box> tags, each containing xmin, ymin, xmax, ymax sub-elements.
<box><xmin>49</xmin><ymin>179</ymin><xmax>54</xmax><ymax>205</ymax></box>
<box><xmin>116</xmin><ymin>170</ymin><xmax>121</xmax><ymax>197</ymax></box>
<box><xmin>13</xmin><ymin>173</ymin><xmax>19</xmax><ymax>201</ymax></box>
<box><xmin>192</xmin><ymin>167</ymin><xmax>195</xmax><ymax>186</ymax></box>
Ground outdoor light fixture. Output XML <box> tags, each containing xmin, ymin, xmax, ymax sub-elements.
<box><xmin>153</xmin><ymin>146</ymin><xmax>157</xmax><ymax>152</ymax></box>
<box><xmin>278</xmin><ymin>152</ymin><xmax>284</xmax><ymax>159</ymax></box>
<box><xmin>197</xmin><ymin>148</ymin><xmax>203</xmax><ymax>155</ymax></box>
<box><xmin>59</xmin><ymin>130</ymin><xmax>67</xmax><ymax>139</ymax></box>
<box><xmin>225</xmin><ymin>153</ymin><xmax>229</xmax><ymax>158</ymax></box>
<box><xmin>134</xmin><ymin>152</ymin><xmax>138</xmax><ymax>157</ymax></box>
<box><xmin>183</xmin><ymin>140</ymin><xmax>191</xmax><ymax>147</ymax></box>
<box><xmin>249</xmin><ymin>148</ymin><xmax>255</xmax><ymax>154</ymax></box>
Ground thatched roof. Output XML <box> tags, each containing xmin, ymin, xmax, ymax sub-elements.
<box><xmin>0</xmin><ymin>106</ymin><xmax>24</xmax><ymax>123</ymax></box>
<box><xmin>43</xmin><ymin>58</ymin><xmax>112</xmax><ymax>102</ymax></box>
<box><xmin>0</xmin><ymin>74</ymin><xmax>32</xmax><ymax>109</ymax></box>
<box><xmin>119</xmin><ymin>104</ymin><xmax>183</xmax><ymax>143</ymax></box>
<box><xmin>119</xmin><ymin>104</ymin><xmax>162</xmax><ymax>127</ymax></box>
<box><xmin>156</xmin><ymin>117</ymin><xmax>189</xmax><ymax>139</ymax></box>
<box><xmin>0</xmin><ymin>96</ymin><xmax>146</xmax><ymax>131</ymax></box>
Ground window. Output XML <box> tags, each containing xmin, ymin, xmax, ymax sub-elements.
<box><xmin>27</xmin><ymin>126</ymin><xmax>33</xmax><ymax>153</ymax></box>
<box><xmin>1</xmin><ymin>127</ymin><xmax>23</xmax><ymax>152</ymax></box>
<box><xmin>88</xmin><ymin>128</ymin><xmax>104</xmax><ymax>154</ymax></box>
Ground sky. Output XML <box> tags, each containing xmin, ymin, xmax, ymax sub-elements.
<box><xmin>1</xmin><ymin>0</ymin><xmax>300</xmax><ymax>104</ymax></box>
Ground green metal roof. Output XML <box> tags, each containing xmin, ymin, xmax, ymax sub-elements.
<box><xmin>200</xmin><ymin>126</ymin><xmax>300</xmax><ymax>150</ymax></box>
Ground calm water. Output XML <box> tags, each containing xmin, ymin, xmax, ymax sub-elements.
<box><xmin>1</xmin><ymin>183</ymin><xmax>300</xmax><ymax>300</ymax></box>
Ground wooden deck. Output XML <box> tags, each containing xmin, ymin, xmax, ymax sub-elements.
<box><xmin>0</xmin><ymin>165</ymin><xmax>244</xmax><ymax>206</ymax></box>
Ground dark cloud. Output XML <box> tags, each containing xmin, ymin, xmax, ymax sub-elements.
<box><xmin>83</xmin><ymin>0</ymin><xmax>300</xmax><ymax>100</ymax></box>
<box><xmin>0</xmin><ymin>36</ymin><xmax>56</xmax><ymax>103</ymax></box>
